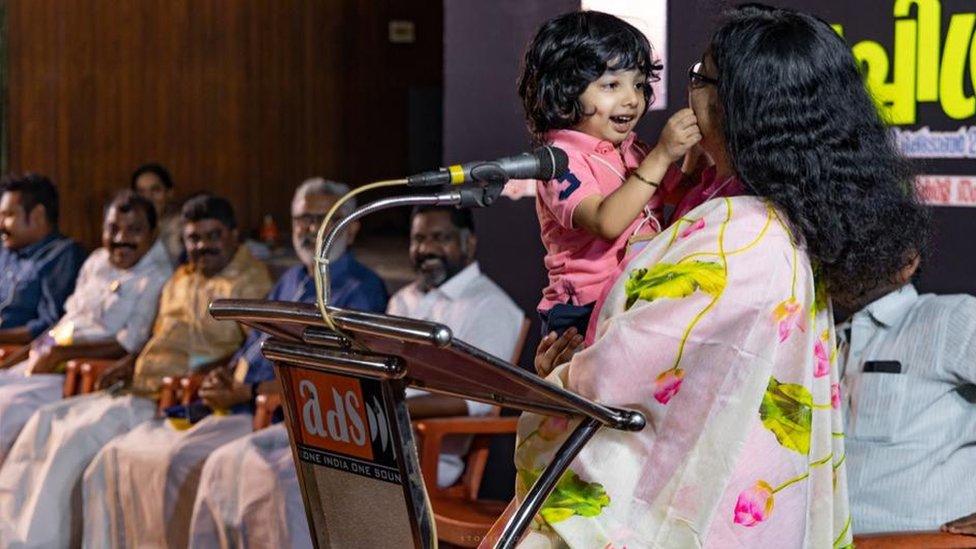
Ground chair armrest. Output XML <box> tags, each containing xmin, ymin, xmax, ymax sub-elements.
<box><xmin>413</xmin><ymin>416</ymin><xmax>518</xmax><ymax>497</ymax></box>
<box><xmin>179</xmin><ymin>374</ymin><xmax>206</xmax><ymax>405</ymax></box>
<box><xmin>414</xmin><ymin>416</ymin><xmax>518</xmax><ymax>437</ymax></box>
<box><xmin>78</xmin><ymin>358</ymin><xmax>122</xmax><ymax>394</ymax></box>
<box><xmin>253</xmin><ymin>393</ymin><xmax>282</xmax><ymax>431</ymax></box>
<box><xmin>158</xmin><ymin>376</ymin><xmax>179</xmax><ymax>411</ymax></box>
<box><xmin>0</xmin><ymin>344</ymin><xmax>28</xmax><ymax>369</ymax></box>
<box><xmin>853</xmin><ymin>531</ymin><xmax>976</xmax><ymax>548</ymax></box>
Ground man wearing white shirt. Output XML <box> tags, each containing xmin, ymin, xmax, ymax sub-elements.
<box><xmin>188</xmin><ymin>205</ymin><xmax>524</xmax><ymax>548</ymax></box>
<box><xmin>390</xmin><ymin>205</ymin><xmax>524</xmax><ymax>486</ymax></box>
<box><xmin>0</xmin><ymin>191</ymin><xmax>172</xmax><ymax>463</ymax></box>
<box><xmin>837</xmin><ymin>257</ymin><xmax>976</xmax><ymax>535</ymax></box>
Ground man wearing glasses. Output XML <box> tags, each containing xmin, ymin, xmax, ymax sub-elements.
<box><xmin>81</xmin><ymin>178</ymin><xmax>388</xmax><ymax>548</ymax></box>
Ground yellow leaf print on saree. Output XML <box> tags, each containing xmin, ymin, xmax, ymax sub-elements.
<box><xmin>623</xmin><ymin>261</ymin><xmax>726</xmax><ymax>310</ymax></box>
<box><xmin>520</xmin><ymin>468</ymin><xmax>611</xmax><ymax>525</ymax></box>
<box><xmin>759</xmin><ymin>376</ymin><xmax>815</xmax><ymax>455</ymax></box>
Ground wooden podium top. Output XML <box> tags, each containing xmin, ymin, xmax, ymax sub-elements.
<box><xmin>210</xmin><ymin>299</ymin><xmax>644</xmax><ymax>431</ymax></box>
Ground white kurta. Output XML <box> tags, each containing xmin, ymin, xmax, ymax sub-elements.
<box><xmin>82</xmin><ymin>414</ymin><xmax>253</xmax><ymax>548</ymax></box>
<box><xmin>0</xmin><ymin>241</ymin><xmax>171</xmax><ymax>465</ymax></box>
<box><xmin>0</xmin><ymin>393</ymin><xmax>156</xmax><ymax>548</ymax></box>
<box><xmin>0</xmin><ymin>363</ymin><xmax>62</xmax><ymax>465</ymax></box>
<box><xmin>188</xmin><ymin>423</ymin><xmax>312</xmax><ymax>549</ymax></box>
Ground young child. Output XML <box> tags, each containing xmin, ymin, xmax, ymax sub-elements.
<box><xmin>520</xmin><ymin>11</ymin><xmax>702</xmax><ymax>336</ymax></box>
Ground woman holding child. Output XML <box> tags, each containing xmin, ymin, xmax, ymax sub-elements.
<box><xmin>497</xmin><ymin>4</ymin><xmax>929</xmax><ymax>547</ymax></box>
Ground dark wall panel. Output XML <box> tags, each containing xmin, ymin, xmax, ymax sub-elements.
<box><xmin>6</xmin><ymin>0</ymin><xmax>443</xmax><ymax>247</ymax></box>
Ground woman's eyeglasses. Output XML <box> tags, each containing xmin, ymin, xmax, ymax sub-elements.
<box><xmin>688</xmin><ymin>62</ymin><xmax>719</xmax><ymax>87</ymax></box>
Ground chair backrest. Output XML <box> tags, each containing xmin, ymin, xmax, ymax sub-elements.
<box><xmin>455</xmin><ymin>316</ymin><xmax>530</xmax><ymax>499</ymax></box>
<box><xmin>458</xmin><ymin>409</ymin><xmax>503</xmax><ymax>500</ymax></box>
<box><xmin>510</xmin><ymin>317</ymin><xmax>531</xmax><ymax>364</ymax></box>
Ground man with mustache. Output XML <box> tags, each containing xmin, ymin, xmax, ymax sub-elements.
<box><xmin>0</xmin><ymin>173</ymin><xmax>85</xmax><ymax>345</ymax></box>
<box><xmin>0</xmin><ymin>194</ymin><xmax>271</xmax><ymax>547</ymax></box>
<box><xmin>0</xmin><ymin>191</ymin><xmax>172</xmax><ymax>462</ymax></box>
<box><xmin>82</xmin><ymin>178</ymin><xmax>387</xmax><ymax>548</ymax></box>
<box><xmin>186</xmin><ymin>205</ymin><xmax>523</xmax><ymax>548</ymax></box>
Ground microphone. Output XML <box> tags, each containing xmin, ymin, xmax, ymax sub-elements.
<box><xmin>407</xmin><ymin>146</ymin><xmax>569</xmax><ymax>188</ymax></box>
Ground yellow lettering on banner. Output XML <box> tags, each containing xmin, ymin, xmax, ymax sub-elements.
<box><xmin>840</xmin><ymin>0</ymin><xmax>976</xmax><ymax>126</ymax></box>
<box><xmin>972</xmin><ymin>26</ymin><xmax>976</xmax><ymax>108</ymax></box>
<box><xmin>940</xmin><ymin>14</ymin><xmax>976</xmax><ymax>119</ymax></box>
<box><xmin>895</xmin><ymin>0</ymin><xmax>941</xmax><ymax>101</ymax></box>
<box><xmin>854</xmin><ymin>35</ymin><xmax>916</xmax><ymax>124</ymax></box>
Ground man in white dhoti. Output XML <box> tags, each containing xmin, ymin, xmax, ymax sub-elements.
<box><xmin>0</xmin><ymin>194</ymin><xmax>271</xmax><ymax>548</ymax></box>
<box><xmin>0</xmin><ymin>191</ymin><xmax>171</xmax><ymax>465</ymax></box>
<box><xmin>187</xmin><ymin>205</ymin><xmax>524</xmax><ymax>548</ymax></box>
<box><xmin>82</xmin><ymin>179</ymin><xmax>388</xmax><ymax>549</ymax></box>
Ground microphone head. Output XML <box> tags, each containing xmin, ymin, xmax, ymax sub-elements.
<box><xmin>533</xmin><ymin>146</ymin><xmax>569</xmax><ymax>180</ymax></box>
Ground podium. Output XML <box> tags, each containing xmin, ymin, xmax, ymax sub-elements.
<box><xmin>210</xmin><ymin>299</ymin><xmax>646</xmax><ymax>548</ymax></box>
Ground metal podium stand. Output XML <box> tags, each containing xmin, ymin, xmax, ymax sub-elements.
<box><xmin>210</xmin><ymin>299</ymin><xmax>645</xmax><ymax>549</ymax></box>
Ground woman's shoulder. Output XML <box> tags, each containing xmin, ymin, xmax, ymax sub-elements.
<box><xmin>645</xmin><ymin>196</ymin><xmax>801</xmax><ymax>286</ymax></box>
<box><xmin>678</xmin><ymin>195</ymin><xmax>790</xmax><ymax>239</ymax></box>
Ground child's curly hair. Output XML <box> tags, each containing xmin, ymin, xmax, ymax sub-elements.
<box><xmin>518</xmin><ymin>11</ymin><xmax>662</xmax><ymax>145</ymax></box>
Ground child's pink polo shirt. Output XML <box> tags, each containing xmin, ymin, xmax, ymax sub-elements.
<box><xmin>535</xmin><ymin>129</ymin><xmax>680</xmax><ymax>312</ymax></box>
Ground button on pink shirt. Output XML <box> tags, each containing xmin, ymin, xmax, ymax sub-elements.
<box><xmin>535</xmin><ymin>129</ymin><xmax>680</xmax><ymax>311</ymax></box>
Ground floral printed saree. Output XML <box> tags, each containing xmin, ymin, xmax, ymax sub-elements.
<box><xmin>506</xmin><ymin>196</ymin><xmax>852</xmax><ymax>548</ymax></box>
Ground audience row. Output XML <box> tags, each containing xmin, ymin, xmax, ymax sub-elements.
<box><xmin>0</xmin><ymin>168</ymin><xmax>523</xmax><ymax>547</ymax></box>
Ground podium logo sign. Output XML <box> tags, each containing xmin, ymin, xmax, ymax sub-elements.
<box><xmin>290</xmin><ymin>368</ymin><xmax>401</xmax><ymax>484</ymax></box>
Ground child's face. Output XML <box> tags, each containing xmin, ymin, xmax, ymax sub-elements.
<box><xmin>574</xmin><ymin>68</ymin><xmax>647</xmax><ymax>145</ymax></box>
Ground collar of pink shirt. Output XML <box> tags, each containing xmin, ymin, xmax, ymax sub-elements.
<box><xmin>545</xmin><ymin>128</ymin><xmax>638</xmax><ymax>157</ymax></box>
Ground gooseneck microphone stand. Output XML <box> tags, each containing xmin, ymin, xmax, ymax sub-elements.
<box><xmin>318</xmin><ymin>184</ymin><xmax>505</xmax><ymax>311</ymax></box>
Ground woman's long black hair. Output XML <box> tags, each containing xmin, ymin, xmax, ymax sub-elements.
<box><xmin>518</xmin><ymin>11</ymin><xmax>662</xmax><ymax>145</ymax></box>
<box><xmin>710</xmin><ymin>3</ymin><xmax>929</xmax><ymax>297</ymax></box>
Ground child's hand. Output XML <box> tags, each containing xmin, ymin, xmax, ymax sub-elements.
<box><xmin>651</xmin><ymin>108</ymin><xmax>702</xmax><ymax>163</ymax></box>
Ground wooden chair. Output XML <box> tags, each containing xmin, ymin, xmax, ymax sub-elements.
<box><xmin>62</xmin><ymin>360</ymin><xmax>82</xmax><ymax>397</ymax></box>
<box><xmin>0</xmin><ymin>344</ymin><xmax>28</xmax><ymax>365</ymax></box>
<box><xmin>65</xmin><ymin>358</ymin><xmax>205</xmax><ymax>420</ymax></box>
<box><xmin>414</xmin><ymin>411</ymin><xmax>518</xmax><ymax>547</ymax></box>
<box><xmin>853</xmin><ymin>531</ymin><xmax>976</xmax><ymax>548</ymax></box>
<box><xmin>412</xmin><ymin>317</ymin><xmax>531</xmax><ymax>547</ymax></box>
<box><xmin>158</xmin><ymin>373</ymin><xmax>206</xmax><ymax>414</ymax></box>
<box><xmin>73</xmin><ymin>358</ymin><xmax>120</xmax><ymax>395</ymax></box>
<box><xmin>253</xmin><ymin>393</ymin><xmax>282</xmax><ymax>431</ymax></box>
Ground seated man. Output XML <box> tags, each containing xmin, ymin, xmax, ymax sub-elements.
<box><xmin>0</xmin><ymin>191</ymin><xmax>171</xmax><ymax>462</ymax></box>
<box><xmin>0</xmin><ymin>194</ymin><xmax>271</xmax><ymax>547</ymax></box>
<box><xmin>0</xmin><ymin>173</ymin><xmax>85</xmax><ymax>346</ymax></box>
<box><xmin>837</xmin><ymin>255</ymin><xmax>976</xmax><ymax>534</ymax></box>
<box><xmin>188</xmin><ymin>205</ymin><xmax>524</xmax><ymax>548</ymax></box>
<box><xmin>83</xmin><ymin>178</ymin><xmax>388</xmax><ymax>548</ymax></box>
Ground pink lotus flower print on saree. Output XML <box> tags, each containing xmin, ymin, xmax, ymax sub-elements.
<box><xmin>772</xmin><ymin>298</ymin><xmax>803</xmax><ymax>342</ymax></box>
<box><xmin>813</xmin><ymin>339</ymin><xmax>830</xmax><ymax>377</ymax></box>
<box><xmin>653</xmin><ymin>368</ymin><xmax>684</xmax><ymax>404</ymax></box>
<box><xmin>734</xmin><ymin>480</ymin><xmax>774</xmax><ymax>527</ymax></box>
